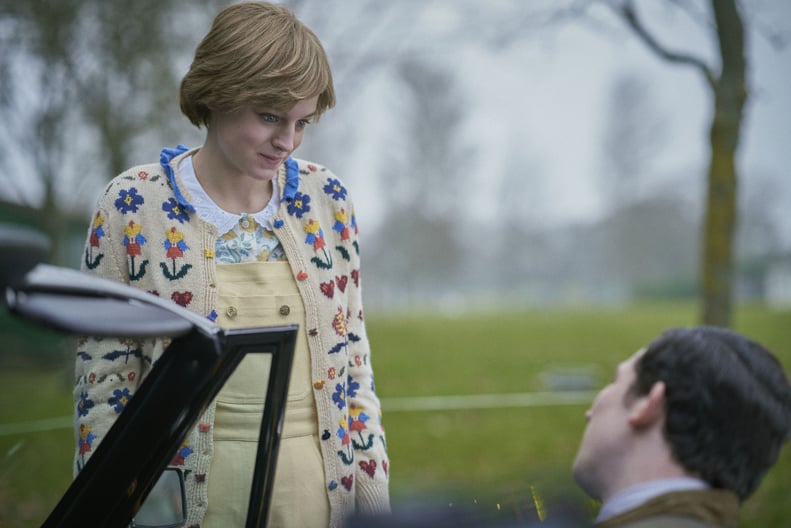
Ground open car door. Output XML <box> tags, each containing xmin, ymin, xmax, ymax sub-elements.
<box><xmin>3</xmin><ymin>247</ymin><xmax>296</xmax><ymax>527</ymax></box>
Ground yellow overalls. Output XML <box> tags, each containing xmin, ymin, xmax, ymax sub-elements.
<box><xmin>203</xmin><ymin>261</ymin><xmax>330</xmax><ymax>527</ymax></box>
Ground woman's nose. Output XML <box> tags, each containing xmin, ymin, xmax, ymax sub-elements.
<box><xmin>273</xmin><ymin>125</ymin><xmax>295</xmax><ymax>152</ymax></box>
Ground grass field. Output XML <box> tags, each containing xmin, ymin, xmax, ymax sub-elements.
<box><xmin>1</xmin><ymin>302</ymin><xmax>790</xmax><ymax>526</ymax></box>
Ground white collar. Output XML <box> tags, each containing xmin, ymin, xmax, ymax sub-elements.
<box><xmin>597</xmin><ymin>477</ymin><xmax>710</xmax><ymax>523</ymax></box>
<box><xmin>178</xmin><ymin>155</ymin><xmax>280</xmax><ymax>234</ymax></box>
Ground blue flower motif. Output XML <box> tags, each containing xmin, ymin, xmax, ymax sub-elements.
<box><xmin>347</xmin><ymin>378</ymin><xmax>360</xmax><ymax>399</ymax></box>
<box><xmin>323</xmin><ymin>178</ymin><xmax>347</xmax><ymax>200</ymax></box>
<box><xmin>287</xmin><ymin>192</ymin><xmax>311</xmax><ymax>218</ymax></box>
<box><xmin>162</xmin><ymin>198</ymin><xmax>190</xmax><ymax>224</ymax></box>
<box><xmin>115</xmin><ymin>188</ymin><xmax>144</xmax><ymax>214</ymax></box>
<box><xmin>332</xmin><ymin>383</ymin><xmax>346</xmax><ymax>410</ymax></box>
<box><xmin>77</xmin><ymin>391</ymin><xmax>94</xmax><ymax>417</ymax></box>
<box><xmin>108</xmin><ymin>388</ymin><xmax>132</xmax><ymax>414</ymax></box>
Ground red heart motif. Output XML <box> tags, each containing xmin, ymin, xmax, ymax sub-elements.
<box><xmin>360</xmin><ymin>460</ymin><xmax>376</xmax><ymax>478</ymax></box>
<box><xmin>320</xmin><ymin>280</ymin><xmax>335</xmax><ymax>298</ymax></box>
<box><xmin>171</xmin><ymin>291</ymin><xmax>193</xmax><ymax>307</ymax></box>
<box><xmin>383</xmin><ymin>460</ymin><xmax>388</xmax><ymax>475</ymax></box>
<box><xmin>336</xmin><ymin>275</ymin><xmax>348</xmax><ymax>293</ymax></box>
<box><xmin>341</xmin><ymin>475</ymin><xmax>354</xmax><ymax>491</ymax></box>
<box><xmin>351</xmin><ymin>269</ymin><xmax>360</xmax><ymax>287</ymax></box>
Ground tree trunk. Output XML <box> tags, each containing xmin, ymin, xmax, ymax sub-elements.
<box><xmin>700</xmin><ymin>0</ymin><xmax>747</xmax><ymax>327</ymax></box>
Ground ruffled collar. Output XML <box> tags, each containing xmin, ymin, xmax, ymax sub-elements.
<box><xmin>178</xmin><ymin>155</ymin><xmax>279</xmax><ymax>234</ymax></box>
<box><xmin>159</xmin><ymin>145</ymin><xmax>301</xmax><ymax>213</ymax></box>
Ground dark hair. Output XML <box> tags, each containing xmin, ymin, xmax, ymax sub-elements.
<box><xmin>631</xmin><ymin>326</ymin><xmax>791</xmax><ymax>500</ymax></box>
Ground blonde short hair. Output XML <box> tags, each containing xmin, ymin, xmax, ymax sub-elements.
<box><xmin>180</xmin><ymin>1</ymin><xmax>335</xmax><ymax>128</ymax></box>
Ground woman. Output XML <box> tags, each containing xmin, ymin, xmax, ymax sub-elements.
<box><xmin>73</xmin><ymin>3</ymin><xmax>390</xmax><ymax>526</ymax></box>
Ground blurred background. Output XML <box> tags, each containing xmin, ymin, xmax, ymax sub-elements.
<box><xmin>1</xmin><ymin>0</ymin><xmax>789</xmax><ymax>526</ymax></box>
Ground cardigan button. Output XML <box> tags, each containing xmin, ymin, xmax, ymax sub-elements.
<box><xmin>226</xmin><ymin>306</ymin><xmax>238</xmax><ymax>318</ymax></box>
<box><xmin>313</xmin><ymin>380</ymin><xmax>325</xmax><ymax>390</ymax></box>
<box><xmin>279</xmin><ymin>305</ymin><xmax>291</xmax><ymax>316</ymax></box>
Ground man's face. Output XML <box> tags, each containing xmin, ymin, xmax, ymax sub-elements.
<box><xmin>571</xmin><ymin>348</ymin><xmax>645</xmax><ymax>501</ymax></box>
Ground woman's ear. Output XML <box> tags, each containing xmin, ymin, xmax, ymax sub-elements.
<box><xmin>628</xmin><ymin>381</ymin><xmax>666</xmax><ymax>429</ymax></box>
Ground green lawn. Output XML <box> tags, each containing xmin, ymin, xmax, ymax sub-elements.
<box><xmin>1</xmin><ymin>302</ymin><xmax>789</xmax><ymax>526</ymax></box>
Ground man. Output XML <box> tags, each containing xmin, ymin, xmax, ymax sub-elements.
<box><xmin>572</xmin><ymin>326</ymin><xmax>791</xmax><ymax>527</ymax></box>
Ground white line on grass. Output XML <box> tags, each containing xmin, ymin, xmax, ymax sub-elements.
<box><xmin>0</xmin><ymin>416</ymin><xmax>72</xmax><ymax>436</ymax></box>
<box><xmin>380</xmin><ymin>390</ymin><xmax>597</xmax><ymax>412</ymax></box>
<box><xmin>0</xmin><ymin>391</ymin><xmax>597</xmax><ymax>435</ymax></box>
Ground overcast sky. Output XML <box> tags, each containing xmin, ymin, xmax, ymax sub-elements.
<box><xmin>290</xmin><ymin>0</ymin><xmax>790</xmax><ymax>237</ymax></box>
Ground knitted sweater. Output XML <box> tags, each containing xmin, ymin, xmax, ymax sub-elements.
<box><xmin>74</xmin><ymin>146</ymin><xmax>390</xmax><ymax>527</ymax></box>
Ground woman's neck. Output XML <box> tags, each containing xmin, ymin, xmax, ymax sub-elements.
<box><xmin>192</xmin><ymin>146</ymin><xmax>274</xmax><ymax>215</ymax></box>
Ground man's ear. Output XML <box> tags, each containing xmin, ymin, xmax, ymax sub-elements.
<box><xmin>628</xmin><ymin>381</ymin><xmax>666</xmax><ymax>429</ymax></box>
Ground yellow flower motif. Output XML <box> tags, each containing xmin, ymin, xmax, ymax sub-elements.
<box><xmin>237</xmin><ymin>215</ymin><xmax>257</xmax><ymax>233</ymax></box>
<box><xmin>304</xmin><ymin>219</ymin><xmax>321</xmax><ymax>235</ymax></box>
<box><xmin>79</xmin><ymin>423</ymin><xmax>93</xmax><ymax>441</ymax></box>
<box><xmin>332</xmin><ymin>307</ymin><xmax>347</xmax><ymax>337</ymax></box>
<box><xmin>124</xmin><ymin>222</ymin><xmax>142</xmax><ymax>238</ymax></box>
<box><xmin>92</xmin><ymin>213</ymin><xmax>105</xmax><ymax>229</ymax></box>
<box><xmin>349</xmin><ymin>403</ymin><xmax>365</xmax><ymax>419</ymax></box>
<box><xmin>166</xmin><ymin>227</ymin><xmax>185</xmax><ymax>245</ymax></box>
<box><xmin>334</xmin><ymin>209</ymin><xmax>348</xmax><ymax>224</ymax></box>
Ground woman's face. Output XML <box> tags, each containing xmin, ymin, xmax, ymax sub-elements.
<box><xmin>208</xmin><ymin>96</ymin><xmax>319</xmax><ymax>181</ymax></box>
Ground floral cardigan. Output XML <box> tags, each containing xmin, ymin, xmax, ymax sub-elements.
<box><xmin>74</xmin><ymin>146</ymin><xmax>390</xmax><ymax>527</ymax></box>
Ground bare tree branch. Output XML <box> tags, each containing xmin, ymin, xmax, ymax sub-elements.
<box><xmin>618</xmin><ymin>0</ymin><xmax>716</xmax><ymax>88</ymax></box>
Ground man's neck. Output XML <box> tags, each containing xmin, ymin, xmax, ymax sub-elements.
<box><xmin>597</xmin><ymin>477</ymin><xmax>710</xmax><ymax>523</ymax></box>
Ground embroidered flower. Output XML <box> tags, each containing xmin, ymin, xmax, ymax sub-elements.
<box><xmin>77</xmin><ymin>391</ymin><xmax>94</xmax><ymax>417</ymax></box>
<box><xmin>239</xmin><ymin>214</ymin><xmax>257</xmax><ymax>233</ymax></box>
<box><xmin>332</xmin><ymin>383</ymin><xmax>346</xmax><ymax>410</ymax></box>
<box><xmin>351</xmin><ymin>208</ymin><xmax>358</xmax><ymax>235</ymax></box>
<box><xmin>287</xmin><ymin>191</ymin><xmax>311</xmax><ymax>218</ymax></box>
<box><xmin>108</xmin><ymin>388</ymin><xmax>132</xmax><ymax>414</ymax></box>
<box><xmin>88</xmin><ymin>372</ymin><xmax>96</xmax><ymax>383</ymax></box>
<box><xmin>336</xmin><ymin>418</ymin><xmax>350</xmax><ymax>446</ymax></box>
<box><xmin>89</xmin><ymin>213</ymin><xmax>105</xmax><ymax>247</ymax></box>
<box><xmin>333</xmin><ymin>209</ymin><xmax>350</xmax><ymax>241</ymax></box>
<box><xmin>128</xmin><ymin>371</ymin><xmax>136</xmax><ymax>382</ymax></box>
<box><xmin>323</xmin><ymin>178</ymin><xmax>347</xmax><ymax>201</ymax></box>
<box><xmin>304</xmin><ymin>219</ymin><xmax>326</xmax><ymax>251</ymax></box>
<box><xmin>123</xmin><ymin>221</ymin><xmax>146</xmax><ymax>256</ymax></box>
<box><xmin>332</xmin><ymin>306</ymin><xmax>347</xmax><ymax>337</ymax></box>
<box><xmin>78</xmin><ymin>424</ymin><xmax>96</xmax><ymax>456</ymax></box>
<box><xmin>115</xmin><ymin>188</ymin><xmax>144</xmax><ymax>214</ymax></box>
<box><xmin>347</xmin><ymin>377</ymin><xmax>360</xmax><ymax>399</ymax></box>
<box><xmin>162</xmin><ymin>197</ymin><xmax>190</xmax><ymax>224</ymax></box>
<box><xmin>349</xmin><ymin>404</ymin><xmax>369</xmax><ymax>433</ymax></box>
<box><xmin>164</xmin><ymin>227</ymin><xmax>188</xmax><ymax>259</ymax></box>
<box><xmin>328</xmin><ymin>366</ymin><xmax>336</xmax><ymax>380</ymax></box>
<box><xmin>170</xmin><ymin>441</ymin><xmax>193</xmax><ymax>466</ymax></box>
<box><xmin>161</xmin><ymin>227</ymin><xmax>192</xmax><ymax>280</ymax></box>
